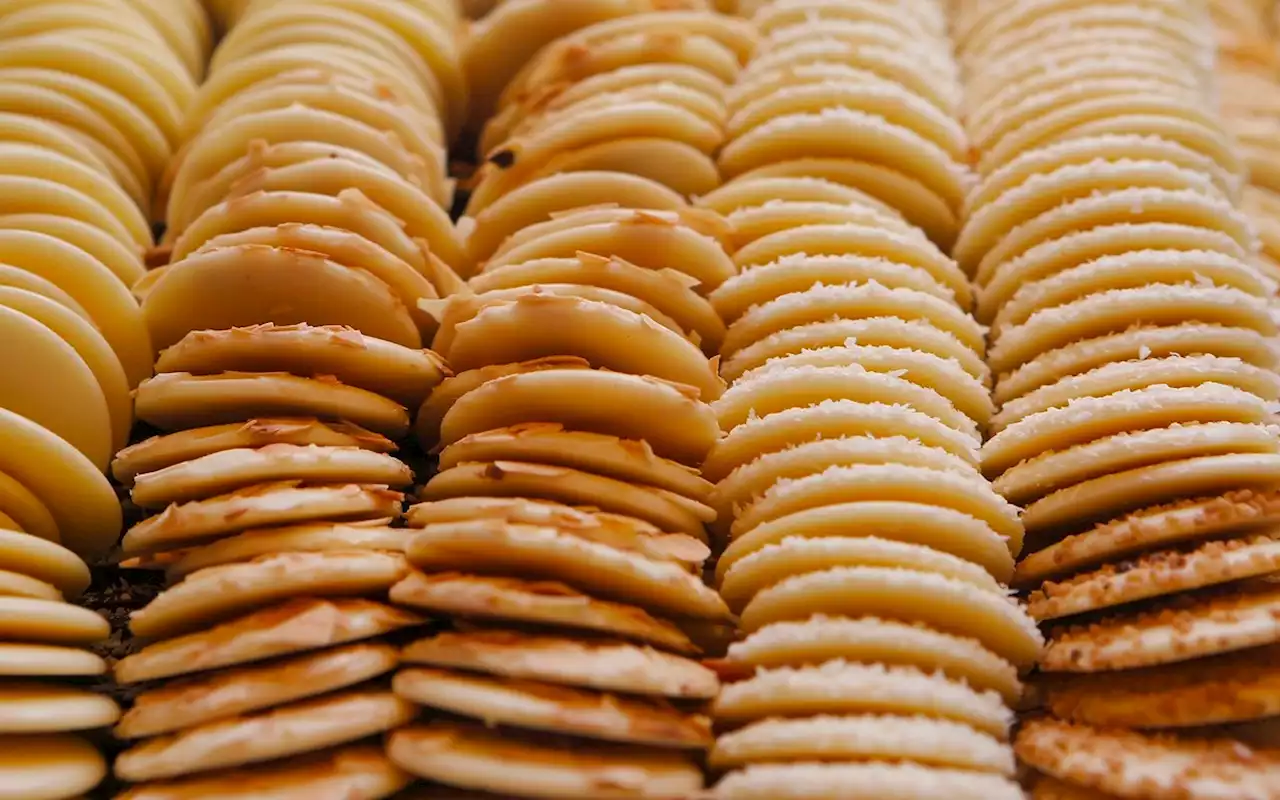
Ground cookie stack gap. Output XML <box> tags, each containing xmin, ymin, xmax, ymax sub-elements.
<box><xmin>700</xmin><ymin>3</ymin><xmax>1040</xmax><ymax>799</ymax></box>
<box><xmin>953</xmin><ymin>0</ymin><xmax>1280</xmax><ymax>795</ymax></box>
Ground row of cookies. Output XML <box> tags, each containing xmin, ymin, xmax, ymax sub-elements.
<box><xmin>104</xmin><ymin>2</ymin><xmax>468</xmax><ymax>797</ymax></box>
<box><xmin>138</xmin><ymin>0</ymin><xmax>467</xmax><ymax>360</ymax></box>
<box><xmin>950</xmin><ymin>0</ymin><xmax>1280</xmax><ymax>796</ymax></box>
<box><xmin>695</xmin><ymin>2</ymin><xmax>1041</xmax><ymax>799</ymax></box>
<box><xmin>0</xmin><ymin>1</ymin><xmax>206</xmax><ymax>796</ymax></box>
<box><xmin>382</xmin><ymin>3</ymin><xmax>754</xmax><ymax>796</ymax></box>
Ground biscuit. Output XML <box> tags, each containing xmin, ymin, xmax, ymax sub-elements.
<box><xmin>387</xmin><ymin>722</ymin><xmax>702</xmax><ymax>800</ymax></box>
<box><xmin>711</xmin><ymin>714</ymin><xmax>1014</xmax><ymax>774</ymax></box>
<box><xmin>714</xmin><ymin>762</ymin><xmax>1024</xmax><ymax>800</ymax></box>
<box><xmin>1016</xmin><ymin>718</ymin><xmax>1280</xmax><ymax>800</ymax></box>
<box><xmin>406</xmin><ymin>520</ymin><xmax>729</xmax><ymax>620</ymax></box>
<box><xmin>1042</xmin><ymin>580</ymin><xmax>1280</xmax><ymax>672</ymax></box>
<box><xmin>394</xmin><ymin>667</ymin><xmax>711</xmax><ymax>748</ymax></box>
<box><xmin>714</xmin><ymin>659</ymin><xmax>1012</xmax><ymax>737</ymax></box>
<box><xmin>116</xmin><ymin>642</ymin><xmax>398</xmax><ymax>739</ymax></box>
<box><xmin>725</xmin><ymin>616</ymin><xmax>1021</xmax><ymax>702</ymax></box>
<box><xmin>400</xmin><ymin>628</ymin><xmax>719</xmax><ymax>699</ymax></box>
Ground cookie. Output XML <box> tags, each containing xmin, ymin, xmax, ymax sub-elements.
<box><xmin>1042</xmin><ymin>580</ymin><xmax>1280</xmax><ymax>672</ymax></box>
<box><xmin>387</xmin><ymin>722</ymin><xmax>701</xmax><ymax>800</ymax></box>
<box><xmin>114</xmin><ymin>690</ymin><xmax>415</xmax><ymax>782</ymax></box>
<box><xmin>421</xmin><ymin>461</ymin><xmax>715</xmax><ymax>540</ymax></box>
<box><xmin>1017</xmin><ymin>489</ymin><xmax>1280</xmax><ymax>585</ymax></box>
<box><xmin>1044</xmin><ymin>643</ymin><xmax>1280</xmax><ymax>729</ymax></box>
<box><xmin>406</xmin><ymin>520</ymin><xmax>729</xmax><ymax>620</ymax></box>
<box><xmin>725</xmin><ymin>616</ymin><xmax>1021</xmax><ymax>702</ymax></box>
<box><xmin>1031</xmin><ymin>534</ymin><xmax>1280</xmax><ymax>620</ymax></box>
<box><xmin>114</xmin><ymin>598</ymin><xmax>423</xmax><ymax>684</ymax></box>
<box><xmin>400</xmin><ymin>629</ymin><xmax>719</xmax><ymax>699</ymax></box>
<box><xmin>710</xmin><ymin>714</ymin><xmax>1014</xmax><ymax>774</ymax></box>
<box><xmin>714</xmin><ymin>762</ymin><xmax>1024</xmax><ymax>800</ymax></box>
<box><xmin>1016</xmin><ymin>718</ymin><xmax>1280</xmax><ymax>800</ymax></box>
<box><xmin>121</xmin><ymin>483</ymin><xmax>404</xmax><ymax>555</ymax></box>
<box><xmin>129</xmin><ymin>444</ymin><xmax>412</xmax><ymax>509</ymax></box>
<box><xmin>739</xmin><ymin>565</ymin><xmax>1043</xmax><ymax>668</ymax></box>
<box><xmin>116</xmin><ymin>642</ymin><xmax>399</xmax><ymax>739</ymax></box>
<box><xmin>111</xmin><ymin>419</ymin><xmax>396</xmax><ymax>486</ymax></box>
<box><xmin>390</xmin><ymin>572</ymin><xmax>696</xmax><ymax>654</ymax></box>
<box><xmin>713</xmin><ymin>660</ymin><xmax>1012</xmax><ymax>737</ymax></box>
<box><xmin>393</xmin><ymin>667</ymin><xmax>711</xmax><ymax>748</ymax></box>
<box><xmin>129</xmin><ymin>550</ymin><xmax>411</xmax><ymax>640</ymax></box>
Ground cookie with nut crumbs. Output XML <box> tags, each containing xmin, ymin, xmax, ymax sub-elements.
<box><xmin>710</xmin><ymin>714</ymin><xmax>1015</xmax><ymax>773</ymax></box>
<box><xmin>1016</xmin><ymin>718</ymin><xmax>1280</xmax><ymax>800</ymax></box>
<box><xmin>726</xmin><ymin>617</ymin><xmax>1021</xmax><ymax>702</ymax></box>
<box><xmin>1017</xmin><ymin>489</ymin><xmax>1280</xmax><ymax>586</ymax></box>
<box><xmin>1030</xmin><ymin>533</ymin><xmax>1280</xmax><ymax>621</ymax></box>
<box><xmin>713</xmin><ymin>660</ymin><xmax>1012</xmax><ymax>737</ymax></box>
<box><xmin>1030</xmin><ymin>774</ymin><xmax>1125</xmax><ymax>799</ymax></box>
<box><xmin>1042</xmin><ymin>580</ymin><xmax>1280</xmax><ymax>672</ymax></box>
<box><xmin>1044</xmin><ymin>643</ymin><xmax>1280</xmax><ymax>729</ymax></box>
<box><xmin>714</xmin><ymin>761</ymin><xmax>1024</xmax><ymax>800</ymax></box>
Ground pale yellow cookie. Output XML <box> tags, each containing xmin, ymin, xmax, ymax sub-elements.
<box><xmin>711</xmin><ymin>713</ymin><xmax>1015</xmax><ymax>773</ymax></box>
<box><xmin>726</xmin><ymin>616</ymin><xmax>1021</xmax><ymax>702</ymax></box>
<box><xmin>714</xmin><ymin>762</ymin><xmax>1024</xmax><ymax>800</ymax></box>
<box><xmin>739</xmin><ymin>565</ymin><xmax>1043</xmax><ymax>667</ymax></box>
<box><xmin>717</xmin><ymin>501</ymin><xmax>1016</xmax><ymax>586</ymax></box>
<box><xmin>713</xmin><ymin>659</ymin><xmax>1012</xmax><ymax>737</ymax></box>
<box><xmin>0</xmin><ymin>682</ymin><xmax>118</xmax><ymax>733</ymax></box>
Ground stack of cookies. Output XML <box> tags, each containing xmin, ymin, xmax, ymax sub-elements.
<box><xmin>461</xmin><ymin>0</ymin><xmax>755</xmax><ymax>226</ymax></box>
<box><xmin>381</xmin><ymin>5</ymin><xmax>755</xmax><ymax>796</ymax></box>
<box><xmin>107</xmin><ymin>321</ymin><xmax>450</xmax><ymax>797</ymax></box>
<box><xmin>140</xmin><ymin>0</ymin><xmax>467</xmax><ymax>354</ymax></box>
<box><xmin>0</xmin><ymin>531</ymin><xmax>116</xmax><ymax>800</ymax></box>
<box><xmin>0</xmin><ymin>2</ymin><xmax>212</xmax><ymax>795</ymax></box>
<box><xmin>694</xmin><ymin>2</ymin><xmax>1041</xmax><ymax>798</ymax></box>
<box><xmin>953</xmin><ymin>0</ymin><xmax>1280</xmax><ymax>794</ymax></box>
